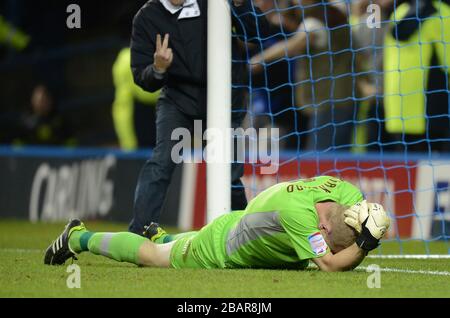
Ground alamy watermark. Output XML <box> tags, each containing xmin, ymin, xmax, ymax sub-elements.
<box><xmin>66</xmin><ymin>4</ymin><xmax>81</xmax><ymax>29</ymax></box>
<box><xmin>366</xmin><ymin>4</ymin><xmax>381</xmax><ymax>29</ymax></box>
<box><xmin>66</xmin><ymin>264</ymin><xmax>81</xmax><ymax>289</ymax></box>
<box><xmin>366</xmin><ymin>264</ymin><xmax>381</xmax><ymax>288</ymax></box>
<box><xmin>171</xmin><ymin>120</ymin><xmax>280</xmax><ymax>174</ymax></box>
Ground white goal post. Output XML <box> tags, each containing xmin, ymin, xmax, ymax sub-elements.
<box><xmin>206</xmin><ymin>0</ymin><xmax>232</xmax><ymax>223</ymax></box>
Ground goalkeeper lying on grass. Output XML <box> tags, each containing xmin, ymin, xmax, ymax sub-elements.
<box><xmin>44</xmin><ymin>176</ymin><xmax>390</xmax><ymax>272</ymax></box>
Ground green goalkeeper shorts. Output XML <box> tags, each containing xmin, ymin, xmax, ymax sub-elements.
<box><xmin>169</xmin><ymin>215</ymin><xmax>234</xmax><ymax>269</ymax></box>
<box><xmin>169</xmin><ymin>235</ymin><xmax>203</xmax><ymax>269</ymax></box>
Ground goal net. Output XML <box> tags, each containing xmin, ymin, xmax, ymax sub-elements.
<box><xmin>231</xmin><ymin>0</ymin><xmax>450</xmax><ymax>257</ymax></box>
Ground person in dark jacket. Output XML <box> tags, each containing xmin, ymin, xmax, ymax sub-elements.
<box><xmin>129</xmin><ymin>0</ymin><xmax>269</xmax><ymax>234</ymax></box>
<box><xmin>14</xmin><ymin>84</ymin><xmax>75</xmax><ymax>146</ymax></box>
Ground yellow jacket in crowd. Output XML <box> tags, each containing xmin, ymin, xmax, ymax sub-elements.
<box><xmin>112</xmin><ymin>47</ymin><xmax>160</xmax><ymax>150</ymax></box>
<box><xmin>384</xmin><ymin>1</ymin><xmax>450</xmax><ymax>135</ymax></box>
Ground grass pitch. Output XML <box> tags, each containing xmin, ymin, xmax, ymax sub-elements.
<box><xmin>0</xmin><ymin>220</ymin><xmax>449</xmax><ymax>298</ymax></box>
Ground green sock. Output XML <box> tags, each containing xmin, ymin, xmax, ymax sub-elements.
<box><xmin>69</xmin><ymin>229</ymin><xmax>92</xmax><ymax>253</ymax></box>
<box><xmin>87</xmin><ymin>232</ymin><xmax>148</xmax><ymax>265</ymax></box>
<box><xmin>153</xmin><ymin>232</ymin><xmax>197</xmax><ymax>244</ymax></box>
<box><xmin>153</xmin><ymin>234</ymin><xmax>173</xmax><ymax>244</ymax></box>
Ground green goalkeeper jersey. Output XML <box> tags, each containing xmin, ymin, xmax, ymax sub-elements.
<box><xmin>170</xmin><ymin>176</ymin><xmax>364</xmax><ymax>270</ymax></box>
<box><xmin>222</xmin><ymin>176</ymin><xmax>363</xmax><ymax>269</ymax></box>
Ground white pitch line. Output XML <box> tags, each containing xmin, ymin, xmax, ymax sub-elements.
<box><xmin>367</xmin><ymin>254</ymin><xmax>450</xmax><ymax>260</ymax></box>
<box><xmin>357</xmin><ymin>266</ymin><xmax>450</xmax><ymax>276</ymax></box>
<box><xmin>1</xmin><ymin>249</ymin><xmax>449</xmax><ymax>276</ymax></box>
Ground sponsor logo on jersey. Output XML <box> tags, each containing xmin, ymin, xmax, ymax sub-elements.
<box><xmin>308</xmin><ymin>232</ymin><xmax>328</xmax><ymax>256</ymax></box>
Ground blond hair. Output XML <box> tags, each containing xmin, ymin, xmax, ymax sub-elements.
<box><xmin>327</xmin><ymin>204</ymin><xmax>358</xmax><ymax>251</ymax></box>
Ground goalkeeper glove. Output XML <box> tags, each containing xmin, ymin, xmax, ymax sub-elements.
<box><xmin>345</xmin><ymin>201</ymin><xmax>391</xmax><ymax>252</ymax></box>
<box><xmin>344</xmin><ymin>200</ymin><xmax>368</xmax><ymax>234</ymax></box>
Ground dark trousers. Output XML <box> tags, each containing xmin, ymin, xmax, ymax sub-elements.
<box><xmin>129</xmin><ymin>97</ymin><xmax>247</xmax><ymax>235</ymax></box>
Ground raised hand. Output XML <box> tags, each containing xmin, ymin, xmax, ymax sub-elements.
<box><xmin>153</xmin><ymin>33</ymin><xmax>174</xmax><ymax>74</ymax></box>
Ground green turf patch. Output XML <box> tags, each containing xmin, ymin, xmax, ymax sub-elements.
<box><xmin>0</xmin><ymin>220</ymin><xmax>449</xmax><ymax>297</ymax></box>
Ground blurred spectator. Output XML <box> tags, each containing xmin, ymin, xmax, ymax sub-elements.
<box><xmin>248</xmin><ymin>0</ymin><xmax>305</xmax><ymax>150</ymax></box>
<box><xmin>253</xmin><ymin>0</ymin><xmax>299</xmax><ymax>33</ymax></box>
<box><xmin>13</xmin><ymin>84</ymin><xmax>75</xmax><ymax>146</ymax></box>
<box><xmin>0</xmin><ymin>15</ymin><xmax>30</xmax><ymax>51</ymax></box>
<box><xmin>251</xmin><ymin>0</ymin><xmax>359</xmax><ymax>152</ymax></box>
<box><xmin>0</xmin><ymin>1</ymin><xmax>149</xmax><ymax>148</ymax></box>
<box><xmin>350</xmin><ymin>0</ymin><xmax>397</xmax><ymax>152</ymax></box>
<box><xmin>112</xmin><ymin>47</ymin><xmax>160</xmax><ymax>150</ymax></box>
<box><xmin>111</xmin><ymin>2</ymin><xmax>161</xmax><ymax>151</ymax></box>
<box><xmin>383</xmin><ymin>0</ymin><xmax>450</xmax><ymax>152</ymax></box>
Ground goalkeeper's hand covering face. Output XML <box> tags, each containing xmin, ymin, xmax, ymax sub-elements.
<box><xmin>344</xmin><ymin>200</ymin><xmax>391</xmax><ymax>251</ymax></box>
